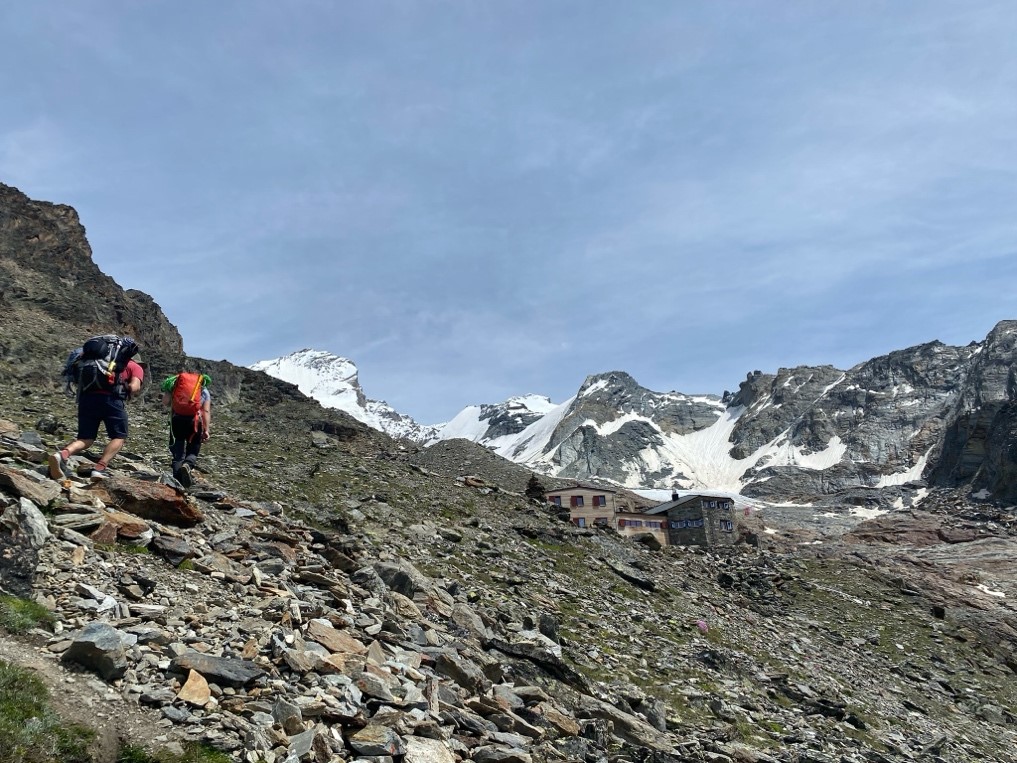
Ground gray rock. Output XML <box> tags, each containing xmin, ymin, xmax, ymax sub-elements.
<box><xmin>285</xmin><ymin>727</ymin><xmax>317</xmax><ymax>761</ymax></box>
<box><xmin>62</xmin><ymin>622</ymin><xmax>129</xmax><ymax>681</ymax></box>
<box><xmin>169</xmin><ymin>652</ymin><xmax>265</xmax><ymax>687</ymax></box>
<box><xmin>162</xmin><ymin>706</ymin><xmax>191</xmax><ymax>723</ymax></box>
<box><xmin>348</xmin><ymin>724</ymin><xmax>407</xmax><ymax>756</ymax></box>
<box><xmin>1</xmin><ymin>497</ymin><xmax>51</xmax><ymax>549</ymax></box>
<box><xmin>139</xmin><ymin>687</ymin><xmax>178</xmax><ymax>706</ymax></box>
<box><xmin>434</xmin><ymin>650</ymin><xmax>490</xmax><ymax>694</ymax></box>
<box><xmin>151</xmin><ymin>535</ymin><xmax>195</xmax><ymax>566</ymax></box>
<box><xmin>471</xmin><ymin>745</ymin><xmax>533</xmax><ymax>763</ymax></box>
<box><xmin>404</xmin><ymin>736</ymin><xmax>456</xmax><ymax>763</ymax></box>
<box><xmin>451</xmin><ymin>602</ymin><xmax>492</xmax><ymax>642</ymax></box>
<box><xmin>373</xmin><ymin>559</ymin><xmax>432</xmax><ymax>598</ymax></box>
<box><xmin>274</xmin><ymin>697</ymin><xmax>304</xmax><ymax>734</ymax></box>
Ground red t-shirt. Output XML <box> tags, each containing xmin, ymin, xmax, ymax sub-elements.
<box><xmin>122</xmin><ymin>359</ymin><xmax>144</xmax><ymax>384</ymax></box>
<box><xmin>90</xmin><ymin>359</ymin><xmax>144</xmax><ymax>395</ymax></box>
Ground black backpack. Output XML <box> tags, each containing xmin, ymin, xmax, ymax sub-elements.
<box><xmin>62</xmin><ymin>335</ymin><xmax>139</xmax><ymax>397</ymax></box>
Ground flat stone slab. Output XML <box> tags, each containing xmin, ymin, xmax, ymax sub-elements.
<box><xmin>169</xmin><ymin>652</ymin><xmax>265</xmax><ymax>688</ymax></box>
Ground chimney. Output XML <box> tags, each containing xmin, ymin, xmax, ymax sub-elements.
<box><xmin>671</xmin><ymin>491</ymin><xmax>681</xmax><ymax>502</ymax></box>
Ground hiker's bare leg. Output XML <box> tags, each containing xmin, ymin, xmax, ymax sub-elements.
<box><xmin>98</xmin><ymin>438</ymin><xmax>126</xmax><ymax>466</ymax></box>
<box><xmin>64</xmin><ymin>438</ymin><xmax>95</xmax><ymax>456</ymax></box>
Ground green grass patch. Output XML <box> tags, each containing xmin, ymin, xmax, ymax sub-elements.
<box><xmin>730</xmin><ymin>717</ymin><xmax>778</xmax><ymax>747</ymax></box>
<box><xmin>97</xmin><ymin>543</ymin><xmax>151</xmax><ymax>555</ymax></box>
<box><xmin>703</xmin><ymin>625</ymin><xmax>724</xmax><ymax>645</ymax></box>
<box><xmin>0</xmin><ymin>660</ymin><xmax>93</xmax><ymax>763</ymax></box>
<box><xmin>118</xmin><ymin>742</ymin><xmax>232</xmax><ymax>763</ymax></box>
<box><xmin>0</xmin><ymin>595</ymin><xmax>54</xmax><ymax>634</ymax></box>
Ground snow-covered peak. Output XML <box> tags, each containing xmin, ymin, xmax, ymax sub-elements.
<box><xmin>427</xmin><ymin>393</ymin><xmax>558</xmax><ymax>445</ymax></box>
<box><xmin>251</xmin><ymin>336</ymin><xmax>984</xmax><ymax>503</ymax></box>
<box><xmin>502</xmin><ymin>394</ymin><xmax>556</xmax><ymax>414</ymax></box>
<box><xmin>249</xmin><ymin>349</ymin><xmax>436</xmax><ymax>441</ymax></box>
<box><xmin>251</xmin><ymin>349</ymin><xmax>361</xmax><ymax>409</ymax></box>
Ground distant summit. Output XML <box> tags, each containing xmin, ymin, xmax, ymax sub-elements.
<box><xmin>436</xmin><ymin>393</ymin><xmax>558</xmax><ymax>444</ymax></box>
<box><xmin>249</xmin><ymin>349</ymin><xmax>439</xmax><ymax>441</ymax></box>
<box><xmin>252</xmin><ymin>321</ymin><xmax>1017</xmax><ymax>507</ymax></box>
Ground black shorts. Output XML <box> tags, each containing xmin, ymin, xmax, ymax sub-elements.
<box><xmin>77</xmin><ymin>394</ymin><xmax>129</xmax><ymax>441</ymax></box>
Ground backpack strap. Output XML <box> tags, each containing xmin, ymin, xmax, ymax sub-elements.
<box><xmin>186</xmin><ymin>374</ymin><xmax>203</xmax><ymax>406</ymax></box>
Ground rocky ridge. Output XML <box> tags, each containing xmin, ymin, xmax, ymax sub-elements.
<box><xmin>0</xmin><ymin>182</ymin><xmax>185</xmax><ymax>376</ymax></box>
<box><xmin>254</xmin><ymin>327</ymin><xmax>1017</xmax><ymax>509</ymax></box>
<box><xmin>489</xmin><ymin>331</ymin><xmax>1017</xmax><ymax>504</ymax></box>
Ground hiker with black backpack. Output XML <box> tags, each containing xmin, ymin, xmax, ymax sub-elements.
<box><xmin>160</xmin><ymin>368</ymin><xmax>211</xmax><ymax>487</ymax></box>
<box><xmin>50</xmin><ymin>334</ymin><xmax>143</xmax><ymax>480</ymax></box>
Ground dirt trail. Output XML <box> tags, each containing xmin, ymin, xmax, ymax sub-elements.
<box><xmin>0</xmin><ymin>633</ymin><xmax>190</xmax><ymax>763</ymax></box>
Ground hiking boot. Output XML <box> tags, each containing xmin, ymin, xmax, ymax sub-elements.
<box><xmin>48</xmin><ymin>450</ymin><xmax>71</xmax><ymax>480</ymax></box>
<box><xmin>90</xmin><ymin>463</ymin><xmax>109</xmax><ymax>480</ymax></box>
<box><xmin>178</xmin><ymin>463</ymin><xmax>192</xmax><ymax>488</ymax></box>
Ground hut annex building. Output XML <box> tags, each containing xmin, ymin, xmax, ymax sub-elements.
<box><xmin>645</xmin><ymin>493</ymin><xmax>737</xmax><ymax>547</ymax></box>
<box><xmin>545</xmin><ymin>485</ymin><xmax>736</xmax><ymax>548</ymax></box>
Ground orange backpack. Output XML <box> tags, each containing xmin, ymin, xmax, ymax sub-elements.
<box><xmin>171</xmin><ymin>372</ymin><xmax>204</xmax><ymax>417</ymax></box>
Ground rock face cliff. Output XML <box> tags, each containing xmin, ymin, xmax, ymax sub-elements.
<box><xmin>728</xmin><ymin>340</ymin><xmax>976</xmax><ymax>501</ymax></box>
<box><xmin>0</xmin><ymin>183</ymin><xmax>185</xmax><ymax>376</ymax></box>
<box><xmin>928</xmin><ymin>321</ymin><xmax>1017</xmax><ymax>497</ymax></box>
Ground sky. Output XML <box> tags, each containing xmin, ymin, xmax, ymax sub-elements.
<box><xmin>2</xmin><ymin>2</ymin><xmax>1016</xmax><ymax>424</ymax></box>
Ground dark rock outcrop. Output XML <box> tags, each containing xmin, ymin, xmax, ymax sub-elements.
<box><xmin>0</xmin><ymin>182</ymin><xmax>184</xmax><ymax>377</ymax></box>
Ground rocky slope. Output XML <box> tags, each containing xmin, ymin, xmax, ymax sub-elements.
<box><xmin>1</xmin><ymin>182</ymin><xmax>1016</xmax><ymax>762</ymax></box>
<box><xmin>2</xmin><ymin>397</ymin><xmax>1017</xmax><ymax>763</ymax></box>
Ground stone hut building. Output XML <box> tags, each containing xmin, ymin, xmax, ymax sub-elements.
<box><xmin>646</xmin><ymin>492</ymin><xmax>737</xmax><ymax>547</ymax></box>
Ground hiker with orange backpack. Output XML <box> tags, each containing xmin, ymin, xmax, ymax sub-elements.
<box><xmin>160</xmin><ymin>369</ymin><xmax>212</xmax><ymax>487</ymax></box>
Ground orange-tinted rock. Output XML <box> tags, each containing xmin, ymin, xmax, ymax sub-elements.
<box><xmin>89</xmin><ymin>475</ymin><xmax>203</xmax><ymax>527</ymax></box>
<box><xmin>177</xmin><ymin>669</ymin><xmax>211</xmax><ymax>706</ymax></box>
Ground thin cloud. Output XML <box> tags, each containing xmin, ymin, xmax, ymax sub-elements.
<box><xmin>2</xmin><ymin>1</ymin><xmax>1016</xmax><ymax>422</ymax></box>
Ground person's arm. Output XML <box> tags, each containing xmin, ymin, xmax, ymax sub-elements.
<box><xmin>126</xmin><ymin>376</ymin><xmax>142</xmax><ymax>398</ymax></box>
<box><xmin>125</xmin><ymin>361</ymin><xmax>144</xmax><ymax>399</ymax></box>
<box><xmin>201</xmin><ymin>388</ymin><xmax>213</xmax><ymax>441</ymax></box>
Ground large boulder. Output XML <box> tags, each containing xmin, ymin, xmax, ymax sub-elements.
<box><xmin>89</xmin><ymin>474</ymin><xmax>203</xmax><ymax>527</ymax></box>
<box><xmin>62</xmin><ymin>622</ymin><xmax>129</xmax><ymax>682</ymax></box>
